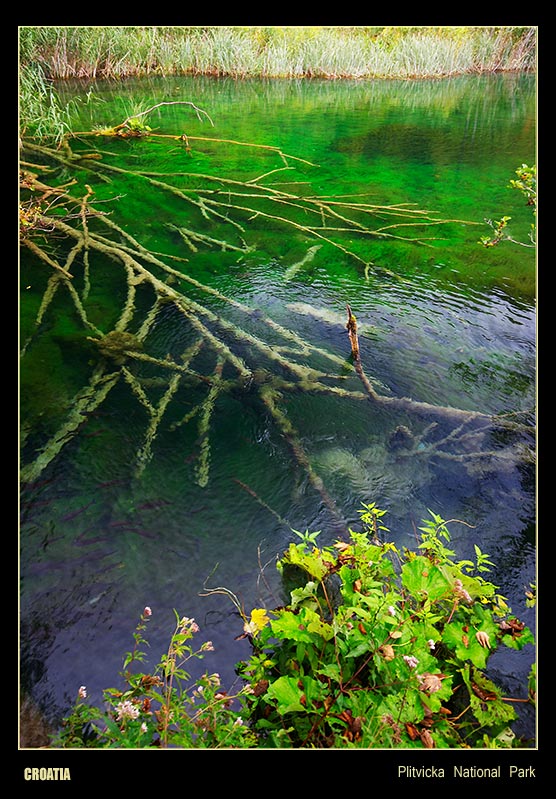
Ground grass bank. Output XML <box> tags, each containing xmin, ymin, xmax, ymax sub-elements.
<box><xmin>20</xmin><ymin>26</ymin><xmax>536</xmax><ymax>81</ymax></box>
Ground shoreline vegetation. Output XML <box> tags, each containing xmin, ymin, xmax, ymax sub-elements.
<box><xmin>19</xmin><ymin>26</ymin><xmax>537</xmax><ymax>143</ymax></box>
<box><xmin>20</xmin><ymin>26</ymin><xmax>536</xmax><ymax>83</ymax></box>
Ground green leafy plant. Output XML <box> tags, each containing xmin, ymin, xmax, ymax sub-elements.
<box><xmin>480</xmin><ymin>163</ymin><xmax>536</xmax><ymax>248</ymax></box>
<box><xmin>54</xmin><ymin>505</ymin><xmax>534</xmax><ymax>749</ymax></box>
<box><xmin>124</xmin><ymin>116</ymin><xmax>153</xmax><ymax>135</ymax></box>
<box><xmin>236</xmin><ymin>506</ymin><xmax>534</xmax><ymax>748</ymax></box>
<box><xmin>509</xmin><ymin>164</ymin><xmax>537</xmax><ymax>207</ymax></box>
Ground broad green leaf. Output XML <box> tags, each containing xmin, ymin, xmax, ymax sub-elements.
<box><xmin>290</xmin><ymin>582</ymin><xmax>318</xmax><ymax>611</ymax></box>
<box><xmin>401</xmin><ymin>556</ymin><xmax>452</xmax><ymax>602</ymax></box>
<box><xmin>271</xmin><ymin>611</ymin><xmax>314</xmax><ymax>643</ymax></box>
<box><xmin>265</xmin><ymin>675</ymin><xmax>325</xmax><ymax>715</ymax></box>
<box><xmin>282</xmin><ymin>543</ymin><xmax>331</xmax><ymax>581</ymax></box>
<box><xmin>345</xmin><ymin>641</ymin><xmax>371</xmax><ymax>659</ymax></box>
<box><xmin>442</xmin><ymin>620</ymin><xmax>497</xmax><ymax>669</ymax></box>
<box><xmin>270</xmin><ymin>607</ymin><xmax>333</xmax><ymax>643</ymax></box>
<box><xmin>461</xmin><ymin>666</ymin><xmax>516</xmax><ymax>727</ymax></box>
<box><xmin>265</xmin><ymin>676</ymin><xmax>306</xmax><ymax>714</ymax></box>
<box><xmin>316</xmin><ymin>663</ymin><xmax>342</xmax><ymax>683</ymax></box>
<box><xmin>306</xmin><ymin>613</ymin><xmax>334</xmax><ymax>641</ymax></box>
<box><xmin>501</xmin><ymin>626</ymin><xmax>535</xmax><ymax>650</ymax></box>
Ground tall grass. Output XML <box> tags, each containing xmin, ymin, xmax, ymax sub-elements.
<box><xmin>19</xmin><ymin>64</ymin><xmax>72</xmax><ymax>141</ymax></box>
<box><xmin>19</xmin><ymin>63</ymin><xmax>104</xmax><ymax>142</ymax></box>
<box><xmin>19</xmin><ymin>26</ymin><xmax>536</xmax><ymax>81</ymax></box>
<box><xmin>18</xmin><ymin>26</ymin><xmax>536</xmax><ymax>139</ymax></box>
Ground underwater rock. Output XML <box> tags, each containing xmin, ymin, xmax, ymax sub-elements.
<box><xmin>313</xmin><ymin>442</ymin><xmax>433</xmax><ymax>513</ymax></box>
<box><xmin>313</xmin><ymin>447</ymin><xmax>366</xmax><ymax>483</ymax></box>
<box><xmin>313</xmin><ymin>446</ymin><xmax>394</xmax><ymax>500</ymax></box>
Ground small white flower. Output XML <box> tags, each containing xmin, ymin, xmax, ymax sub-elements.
<box><xmin>78</xmin><ymin>686</ymin><xmax>87</xmax><ymax>699</ymax></box>
<box><xmin>403</xmin><ymin>655</ymin><xmax>419</xmax><ymax>669</ymax></box>
<box><xmin>388</xmin><ymin>606</ymin><xmax>396</xmax><ymax>617</ymax></box>
<box><xmin>116</xmin><ymin>700</ymin><xmax>140</xmax><ymax>721</ymax></box>
<box><xmin>180</xmin><ymin>616</ymin><xmax>200</xmax><ymax>633</ymax></box>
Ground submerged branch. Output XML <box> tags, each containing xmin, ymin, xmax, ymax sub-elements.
<box><xmin>194</xmin><ymin>357</ymin><xmax>226</xmax><ymax>488</ymax></box>
<box><xmin>135</xmin><ymin>370</ymin><xmax>182</xmax><ymax>478</ymax></box>
<box><xmin>120</xmin><ymin>101</ymin><xmax>215</xmax><ymax>128</ymax></box>
<box><xmin>233</xmin><ymin>478</ymin><xmax>292</xmax><ymax>530</ymax></box>
<box><xmin>20</xmin><ymin>130</ymin><xmax>533</xmax><ymax>501</ymax></box>
<box><xmin>22</xmin><ymin>136</ymin><xmax>466</xmax><ymax>273</ymax></box>
<box><xmin>20</xmin><ymin>367</ymin><xmax>121</xmax><ymax>484</ymax></box>
<box><xmin>259</xmin><ymin>383</ymin><xmax>345</xmax><ymax>526</ymax></box>
<box><xmin>23</xmin><ymin>238</ymin><xmax>74</xmax><ymax>278</ymax></box>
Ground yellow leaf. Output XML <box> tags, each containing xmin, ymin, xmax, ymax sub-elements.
<box><xmin>243</xmin><ymin>608</ymin><xmax>270</xmax><ymax>635</ymax></box>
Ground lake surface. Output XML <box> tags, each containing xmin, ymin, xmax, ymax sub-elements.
<box><xmin>20</xmin><ymin>73</ymin><xmax>536</xmax><ymax>743</ymax></box>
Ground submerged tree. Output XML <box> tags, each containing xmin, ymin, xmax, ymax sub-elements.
<box><xmin>19</xmin><ymin>104</ymin><xmax>534</xmax><ymax>527</ymax></box>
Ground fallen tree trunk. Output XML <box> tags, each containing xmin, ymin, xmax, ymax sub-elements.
<box><xmin>19</xmin><ymin>132</ymin><xmax>534</xmax><ymax>517</ymax></box>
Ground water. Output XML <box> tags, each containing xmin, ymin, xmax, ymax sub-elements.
<box><xmin>20</xmin><ymin>73</ymin><xmax>536</xmax><ymax>743</ymax></box>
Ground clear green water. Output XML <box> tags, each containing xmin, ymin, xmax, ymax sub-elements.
<box><xmin>20</xmin><ymin>74</ymin><xmax>536</xmax><ymax>739</ymax></box>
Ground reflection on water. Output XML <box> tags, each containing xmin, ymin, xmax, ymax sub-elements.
<box><xmin>20</xmin><ymin>73</ymin><xmax>536</xmax><ymax>743</ymax></box>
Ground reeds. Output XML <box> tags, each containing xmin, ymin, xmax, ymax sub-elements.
<box><xmin>19</xmin><ymin>61</ymin><xmax>102</xmax><ymax>142</ymax></box>
<box><xmin>20</xmin><ymin>26</ymin><xmax>536</xmax><ymax>82</ymax></box>
<box><xmin>19</xmin><ymin>63</ymin><xmax>71</xmax><ymax>141</ymax></box>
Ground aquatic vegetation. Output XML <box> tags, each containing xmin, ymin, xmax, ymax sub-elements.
<box><xmin>235</xmin><ymin>508</ymin><xmax>534</xmax><ymax>748</ymax></box>
<box><xmin>19</xmin><ymin>107</ymin><xmax>534</xmax><ymax>528</ymax></box>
